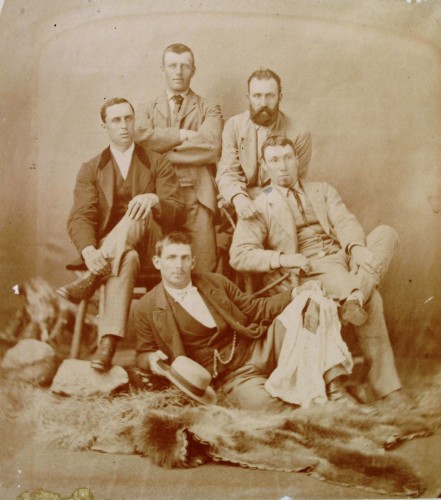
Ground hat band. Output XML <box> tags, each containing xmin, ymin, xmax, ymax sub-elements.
<box><xmin>170</xmin><ymin>366</ymin><xmax>207</xmax><ymax>398</ymax></box>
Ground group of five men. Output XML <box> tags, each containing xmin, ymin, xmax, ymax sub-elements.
<box><xmin>57</xmin><ymin>43</ymin><xmax>407</xmax><ymax>410</ymax></box>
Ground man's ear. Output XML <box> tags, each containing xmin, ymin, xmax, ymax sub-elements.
<box><xmin>191</xmin><ymin>257</ymin><xmax>196</xmax><ymax>270</ymax></box>
<box><xmin>191</xmin><ymin>65</ymin><xmax>196</xmax><ymax>78</ymax></box>
<box><xmin>279</xmin><ymin>92</ymin><xmax>283</xmax><ymax>103</ymax></box>
<box><xmin>152</xmin><ymin>256</ymin><xmax>161</xmax><ymax>271</ymax></box>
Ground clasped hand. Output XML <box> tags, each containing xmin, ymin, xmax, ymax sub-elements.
<box><xmin>126</xmin><ymin>193</ymin><xmax>159</xmax><ymax>221</ymax></box>
<box><xmin>233</xmin><ymin>194</ymin><xmax>261</xmax><ymax>220</ymax></box>
<box><xmin>350</xmin><ymin>246</ymin><xmax>382</xmax><ymax>275</ymax></box>
<box><xmin>148</xmin><ymin>350</ymin><xmax>168</xmax><ymax>375</ymax></box>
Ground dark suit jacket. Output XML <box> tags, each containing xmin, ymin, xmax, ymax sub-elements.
<box><xmin>67</xmin><ymin>143</ymin><xmax>185</xmax><ymax>266</ymax></box>
<box><xmin>134</xmin><ymin>272</ymin><xmax>292</xmax><ymax>371</ymax></box>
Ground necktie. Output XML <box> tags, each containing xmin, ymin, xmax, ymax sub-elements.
<box><xmin>172</xmin><ymin>94</ymin><xmax>183</xmax><ymax>114</ymax></box>
<box><xmin>290</xmin><ymin>188</ymin><xmax>306</xmax><ymax>220</ymax></box>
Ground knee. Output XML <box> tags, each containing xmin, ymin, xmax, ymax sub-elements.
<box><xmin>373</xmin><ymin>224</ymin><xmax>399</xmax><ymax>248</ymax></box>
<box><xmin>122</xmin><ymin>249</ymin><xmax>140</xmax><ymax>271</ymax></box>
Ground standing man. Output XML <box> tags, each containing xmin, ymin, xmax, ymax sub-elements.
<box><xmin>216</xmin><ymin>68</ymin><xmax>311</xmax><ymax>220</ymax></box>
<box><xmin>58</xmin><ymin>97</ymin><xmax>185</xmax><ymax>372</ymax></box>
<box><xmin>229</xmin><ymin>135</ymin><xmax>407</xmax><ymax>405</ymax></box>
<box><xmin>136</xmin><ymin>43</ymin><xmax>223</xmax><ymax>272</ymax></box>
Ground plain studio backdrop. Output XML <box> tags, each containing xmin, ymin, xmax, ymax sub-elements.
<box><xmin>0</xmin><ymin>0</ymin><xmax>440</xmax><ymax>357</ymax></box>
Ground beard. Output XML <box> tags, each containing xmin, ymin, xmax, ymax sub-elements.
<box><xmin>250</xmin><ymin>104</ymin><xmax>279</xmax><ymax>127</ymax></box>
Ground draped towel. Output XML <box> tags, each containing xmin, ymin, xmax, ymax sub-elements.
<box><xmin>265</xmin><ymin>289</ymin><xmax>353</xmax><ymax>408</ymax></box>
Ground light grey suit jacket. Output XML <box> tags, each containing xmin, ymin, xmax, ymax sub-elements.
<box><xmin>216</xmin><ymin>110</ymin><xmax>312</xmax><ymax>203</ymax></box>
<box><xmin>135</xmin><ymin>90</ymin><xmax>223</xmax><ymax>212</ymax></box>
<box><xmin>229</xmin><ymin>181</ymin><xmax>365</xmax><ymax>289</ymax></box>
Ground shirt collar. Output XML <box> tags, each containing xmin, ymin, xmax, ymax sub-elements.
<box><xmin>166</xmin><ymin>89</ymin><xmax>190</xmax><ymax>102</ymax></box>
<box><xmin>273</xmin><ymin>180</ymin><xmax>303</xmax><ymax>197</ymax></box>
<box><xmin>110</xmin><ymin>142</ymin><xmax>134</xmax><ymax>160</ymax></box>
<box><xmin>163</xmin><ymin>281</ymin><xmax>195</xmax><ymax>300</ymax></box>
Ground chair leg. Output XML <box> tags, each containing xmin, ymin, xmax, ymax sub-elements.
<box><xmin>70</xmin><ymin>299</ymin><xmax>88</xmax><ymax>359</ymax></box>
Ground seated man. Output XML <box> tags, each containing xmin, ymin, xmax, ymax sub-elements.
<box><xmin>57</xmin><ymin>97</ymin><xmax>185</xmax><ymax>372</ymax></box>
<box><xmin>230</xmin><ymin>135</ymin><xmax>406</xmax><ymax>404</ymax></box>
<box><xmin>134</xmin><ymin>232</ymin><xmax>355</xmax><ymax>412</ymax></box>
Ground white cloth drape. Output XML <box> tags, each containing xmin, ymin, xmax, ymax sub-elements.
<box><xmin>265</xmin><ymin>289</ymin><xmax>353</xmax><ymax>408</ymax></box>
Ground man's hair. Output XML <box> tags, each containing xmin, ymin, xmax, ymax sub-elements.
<box><xmin>247</xmin><ymin>68</ymin><xmax>282</xmax><ymax>94</ymax></box>
<box><xmin>162</xmin><ymin>43</ymin><xmax>195</xmax><ymax>66</ymax></box>
<box><xmin>100</xmin><ymin>97</ymin><xmax>134</xmax><ymax>123</ymax></box>
<box><xmin>155</xmin><ymin>231</ymin><xmax>193</xmax><ymax>257</ymax></box>
<box><xmin>261</xmin><ymin>135</ymin><xmax>296</xmax><ymax>159</ymax></box>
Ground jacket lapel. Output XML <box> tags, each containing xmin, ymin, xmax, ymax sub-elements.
<box><xmin>302</xmin><ymin>182</ymin><xmax>331</xmax><ymax>234</ymax></box>
<box><xmin>152</xmin><ymin>284</ymin><xmax>185</xmax><ymax>357</ymax></box>
<box><xmin>239</xmin><ymin>113</ymin><xmax>258</xmax><ymax>183</ymax></box>
<box><xmin>178</xmin><ymin>89</ymin><xmax>197</xmax><ymax>122</ymax></box>
<box><xmin>267</xmin><ymin>187</ymin><xmax>297</xmax><ymax>246</ymax></box>
<box><xmin>97</xmin><ymin>147</ymin><xmax>114</xmax><ymax>209</ymax></box>
<box><xmin>131</xmin><ymin>145</ymin><xmax>153</xmax><ymax>196</ymax></box>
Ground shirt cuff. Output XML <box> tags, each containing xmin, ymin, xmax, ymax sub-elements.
<box><xmin>346</xmin><ymin>242</ymin><xmax>364</xmax><ymax>255</ymax></box>
<box><xmin>270</xmin><ymin>252</ymin><xmax>282</xmax><ymax>270</ymax></box>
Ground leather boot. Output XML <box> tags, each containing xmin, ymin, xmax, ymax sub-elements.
<box><xmin>339</xmin><ymin>299</ymin><xmax>368</xmax><ymax>326</ymax></box>
<box><xmin>57</xmin><ymin>272</ymin><xmax>102</xmax><ymax>304</ymax></box>
<box><xmin>326</xmin><ymin>377</ymin><xmax>359</xmax><ymax>407</ymax></box>
<box><xmin>91</xmin><ymin>335</ymin><xmax>118</xmax><ymax>372</ymax></box>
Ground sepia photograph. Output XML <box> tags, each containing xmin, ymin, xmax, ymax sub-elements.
<box><xmin>0</xmin><ymin>0</ymin><xmax>440</xmax><ymax>498</ymax></box>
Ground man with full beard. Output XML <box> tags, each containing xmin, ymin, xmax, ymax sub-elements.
<box><xmin>216</xmin><ymin>69</ymin><xmax>311</xmax><ymax>220</ymax></box>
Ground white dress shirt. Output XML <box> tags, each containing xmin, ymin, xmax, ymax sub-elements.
<box><xmin>110</xmin><ymin>142</ymin><xmax>134</xmax><ymax>180</ymax></box>
<box><xmin>164</xmin><ymin>282</ymin><xmax>217</xmax><ymax>328</ymax></box>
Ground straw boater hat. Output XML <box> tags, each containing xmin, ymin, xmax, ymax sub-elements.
<box><xmin>156</xmin><ymin>356</ymin><xmax>217</xmax><ymax>405</ymax></box>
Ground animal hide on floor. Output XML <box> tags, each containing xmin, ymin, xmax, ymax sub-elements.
<box><xmin>3</xmin><ymin>372</ymin><xmax>441</xmax><ymax>498</ymax></box>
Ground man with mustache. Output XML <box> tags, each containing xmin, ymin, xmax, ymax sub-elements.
<box><xmin>216</xmin><ymin>69</ymin><xmax>311</xmax><ymax>220</ymax></box>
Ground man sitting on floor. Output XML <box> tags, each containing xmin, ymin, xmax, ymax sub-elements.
<box><xmin>134</xmin><ymin>232</ymin><xmax>356</xmax><ymax>411</ymax></box>
<box><xmin>229</xmin><ymin>135</ymin><xmax>408</xmax><ymax>405</ymax></box>
<box><xmin>57</xmin><ymin>97</ymin><xmax>185</xmax><ymax>372</ymax></box>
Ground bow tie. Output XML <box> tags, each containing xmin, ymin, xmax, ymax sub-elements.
<box><xmin>174</xmin><ymin>286</ymin><xmax>198</xmax><ymax>300</ymax></box>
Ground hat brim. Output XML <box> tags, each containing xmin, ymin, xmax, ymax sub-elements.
<box><xmin>156</xmin><ymin>360</ymin><xmax>217</xmax><ymax>405</ymax></box>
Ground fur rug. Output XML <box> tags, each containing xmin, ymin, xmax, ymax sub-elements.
<box><xmin>3</xmin><ymin>371</ymin><xmax>441</xmax><ymax>497</ymax></box>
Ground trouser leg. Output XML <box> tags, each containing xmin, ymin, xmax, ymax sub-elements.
<box><xmin>219</xmin><ymin>319</ymin><xmax>292</xmax><ymax>411</ymax></box>
<box><xmin>98</xmin><ymin>249</ymin><xmax>140</xmax><ymax>339</ymax></box>
<box><xmin>181</xmin><ymin>186</ymin><xmax>217</xmax><ymax>272</ymax></box>
<box><xmin>354</xmin><ymin>289</ymin><xmax>401</xmax><ymax>398</ymax></box>
<box><xmin>100</xmin><ymin>214</ymin><xmax>150</xmax><ymax>276</ymax></box>
<box><xmin>355</xmin><ymin>225</ymin><xmax>399</xmax><ymax>301</ymax></box>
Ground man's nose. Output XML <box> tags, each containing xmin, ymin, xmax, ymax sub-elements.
<box><xmin>176</xmin><ymin>65</ymin><xmax>183</xmax><ymax>75</ymax></box>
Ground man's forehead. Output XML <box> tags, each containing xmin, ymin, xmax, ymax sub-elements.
<box><xmin>162</xmin><ymin>243</ymin><xmax>192</xmax><ymax>255</ymax></box>
<box><xmin>105</xmin><ymin>102</ymin><xmax>133</xmax><ymax>119</ymax></box>
<box><xmin>163</xmin><ymin>51</ymin><xmax>193</xmax><ymax>65</ymax></box>
<box><xmin>249</xmin><ymin>78</ymin><xmax>278</xmax><ymax>92</ymax></box>
<box><xmin>265</xmin><ymin>144</ymin><xmax>295</xmax><ymax>157</ymax></box>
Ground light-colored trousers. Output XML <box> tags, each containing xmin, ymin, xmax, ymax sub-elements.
<box><xmin>97</xmin><ymin>215</ymin><xmax>157</xmax><ymax>339</ymax></box>
<box><xmin>299</xmin><ymin>224</ymin><xmax>401</xmax><ymax>398</ymax></box>
<box><xmin>219</xmin><ymin>313</ymin><xmax>347</xmax><ymax>412</ymax></box>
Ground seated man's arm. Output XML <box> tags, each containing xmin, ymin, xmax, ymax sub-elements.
<box><xmin>217</xmin><ymin>273</ymin><xmax>293</xmax><ymax>323</ymax></box>
<box><xmin>230</xmin><ymin>213</ymin><xmax>277</xmax><ymax>272</ymax></box>
<box><xmin>148</xmin><ymin>151</ymin><xmax>186</xmax><ymax>230</ymax></box>
<box><xmin>323</xmin><ymin>182</ymin><xmax>366</xmax><ymax>251</ymax></box>
<box><xmin>167</xmin><ymin>102</ymin><xmax>223</xmax><ymax>165</ymax></box>
<box><xmin>135</xmin><ymin>102</ymin><xmax>182</xmax><ymax>153</ymax></box>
